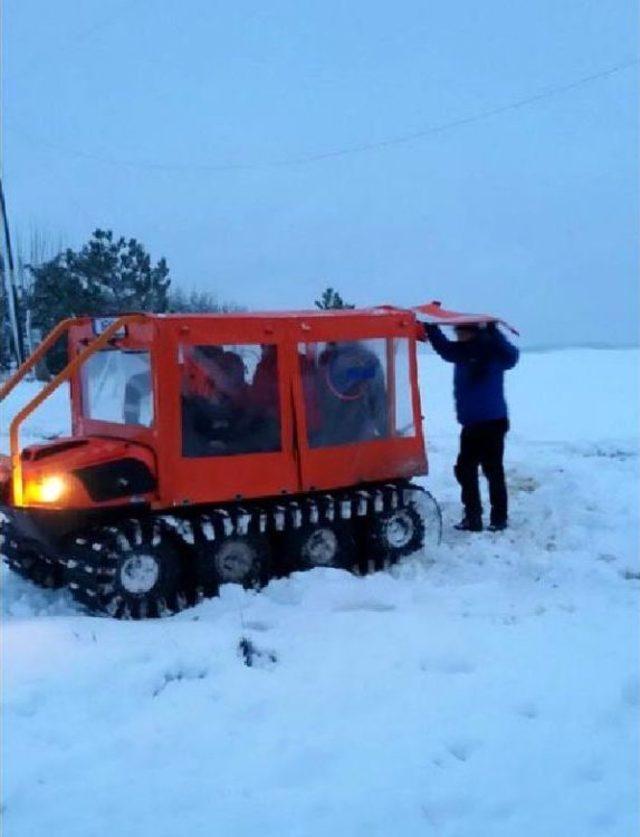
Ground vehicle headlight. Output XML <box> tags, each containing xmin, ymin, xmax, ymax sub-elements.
<box><xmin>26</xmin><ymin>475</ymin><xmax>67</xmax><ymax>504</ymax></box>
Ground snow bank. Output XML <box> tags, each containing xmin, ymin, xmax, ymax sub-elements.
<box><xmin>421</xmin><ymin>346</ymin><xmax>639</xmax><ymax>445</ymax></box>
<box><xmin>0</xmin><ymin>380</ymin><xmax>71</xmax><ymax>450</ymax></box>
<box><xmin>2</xmin><ymin>349</ymin><xmax>639</xmax><ymax>837</ymax></box>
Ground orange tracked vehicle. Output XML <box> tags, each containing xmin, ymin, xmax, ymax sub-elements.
<box><xmin>1</xmin><ymin>303</ymin><xmax>512</xmax><ymax>618</ymax></box>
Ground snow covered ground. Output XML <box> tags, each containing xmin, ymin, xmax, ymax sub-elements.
<box><xmin>2</xmin><ymin>347</ymin><xmax>639</xmax><ymax>837</ymax></box>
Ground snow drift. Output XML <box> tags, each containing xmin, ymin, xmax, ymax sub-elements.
<box><xmin>1</xmin><ymin>347</ymin><xmax>639</xmax><ymax>837</ymax></box>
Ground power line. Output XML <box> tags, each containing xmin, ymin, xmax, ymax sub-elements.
<box><xmin>7</xmin><ymin>57</ymin><xmax>639</xmax><ymax>174</ymax></box>
<box><xmin>284</xmin><ymin>58</ymin><xmax>639</xmax><ymax>165</ymax></box>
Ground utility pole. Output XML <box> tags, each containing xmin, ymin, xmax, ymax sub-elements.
<box><xmin>0</xmin><ymin>176</ymin><xmax>24</xmax><ymax>365</ymax></box>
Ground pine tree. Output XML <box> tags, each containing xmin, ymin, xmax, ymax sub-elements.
<box><xmin>167</xmin><ymin>287</ymin><xmax>243</xmax><ymax>313</ymax></box>
<box><xmin>314</xmin><ymin>287</ymin><xmax>355</xmax><ymax>310</ymax></box>
<box><xmin>26</xmin><ymin>229</ymin><xmax>171</xmax><ymax>373</ymax></box>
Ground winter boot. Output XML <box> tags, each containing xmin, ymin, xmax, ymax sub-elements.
<box><xmin>488</xmin><ymin>519</ymin><xmax>508</xmax><ymax>532</ymax></box>
<box><xmin>454</xmin><ymin>515</ymin><xmax>483</xmax><ymax>533</ymax></box>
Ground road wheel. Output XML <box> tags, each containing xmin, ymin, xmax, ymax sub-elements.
<box><xmin>63</xmin><ymin>518</ymin><xmax>193</xmax><ymax>619</ymax></box>
<box><xmin>283</xmin><ymin>521</ymin><xmax>355</xmax><ymax>573</ymax></box>
<box><xmin>198</xmin><ymin>533</ymin><xmax>272</xmax><ymax>593</ymax></box>
<box><xmin>367</xmin><ymin>504</ymin><xmax>425</xmax><ymax>567</ymax></box>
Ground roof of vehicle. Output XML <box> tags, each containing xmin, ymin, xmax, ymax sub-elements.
<box><xmin>124</xmin><ymin>306</ymin><xmax>408</xmax><ymax>319</ymax></box>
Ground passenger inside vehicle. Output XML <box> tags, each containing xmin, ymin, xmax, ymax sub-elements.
<box><xmin>181</xmin><ymin>344</ymin><xmax>281</xmax><ymax>457</ymax></box>
<box><xmin>247</xmin><ymin>345</ymin><xmax>281</xmax><ymax>452</ymax></box>
<box><xmin>304</xmin><ymin>341</ymin><xmax>389</xmax><ymax>447</ymax></box>
<box><xmin>123</xmin><ymin>369</ymin><xmax>152</xmax><ymax>425</ymax></box>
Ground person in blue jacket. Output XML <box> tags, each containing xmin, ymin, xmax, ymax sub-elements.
<box><xmin>425</xmin><ymin>321</ymin><xmax>519</xmax><ymax>532</ymax></box>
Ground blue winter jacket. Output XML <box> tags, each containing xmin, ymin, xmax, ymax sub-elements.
<box><xmin>426</xmin><ymin>325</ymin><xmax>519</xmax><ymax>426</ymax></box>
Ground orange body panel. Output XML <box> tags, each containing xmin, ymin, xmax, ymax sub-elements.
<box><xmin>3</xmin><ymin>308</ymin><xmax>429</xmax><ymax>512</ymax></box>
<box><xmin>19</xmin><ymin>438</ymin><xmax>157</xmax><ymax>510</ymax></box>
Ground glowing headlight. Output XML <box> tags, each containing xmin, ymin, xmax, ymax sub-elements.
<box><xmin>27</xmin><ymin>475</ymin><xmax>67</xmax><ymax>504</ymax></box>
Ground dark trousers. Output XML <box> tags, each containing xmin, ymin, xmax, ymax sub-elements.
<box><xmin>454</xmin><ymin>418</ymin><xmax>509</xmax><ymax>524</ymax></box>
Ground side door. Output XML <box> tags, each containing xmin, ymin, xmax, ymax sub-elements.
<box><xmin>289</xmin><ymin>313</ymin><xmax>427</xmax><ymax>494</ymax></box>
<box><xmin>157</xmin><ymin>317</ymin><xmax>300</xmax><ymax>507</ymax></box>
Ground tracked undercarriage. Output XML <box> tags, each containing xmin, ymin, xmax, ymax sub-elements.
<box><xmin>1</xmin><ymin>307</ymin><xmax>504</xmax><ymax>620</ymax></box>
<box><xmin>1</xmin><ymin>481</ymin><xmax>440</xmax><ymax>619</ymax></box>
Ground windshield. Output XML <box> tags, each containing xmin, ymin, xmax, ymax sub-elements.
<box><xmin>81</xmin><ymin>350</ymin><xmax>153</xmax><ymax>427</ymax></box>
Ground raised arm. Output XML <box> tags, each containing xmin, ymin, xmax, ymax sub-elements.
<box><xmin>487</xmin><ymin>325</ymin><xmax>519</xmax><ymax>370</ymax></box>
<box><xmin>424</xmin><ymin>324</ymin><xmax>468</xmax><ymax>363</ymax></box>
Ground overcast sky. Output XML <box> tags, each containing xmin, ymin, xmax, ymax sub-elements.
<box><xmin>3</xmin><ymin>0</ymin><xmax>638</xmax><ymax>346</ymax></box>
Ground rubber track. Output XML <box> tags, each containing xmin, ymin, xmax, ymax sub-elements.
<box><xmin>0</xmin><ymin>511</ymin><xmax>63</xmax><ymax>589</ymax></box>
<box><xmin>3</xmin><ymin>481</ymin><xmax>441</xmax><ymax>618</ymax></box>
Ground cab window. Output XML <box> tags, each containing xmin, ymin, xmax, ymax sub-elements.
<box><xmin>298</xmin><ymin>338</ymin><xmax>416</xmax><ymax>447</ymax></box>
<box><xmin>180</xmin><ymin>343</ymin><xmax>281</xmax><ymax>457</ymax></box>
<box><xmin>82</xmin><ymin>350</ymin><xmax>153</xmax><ymax>427</ymax></box>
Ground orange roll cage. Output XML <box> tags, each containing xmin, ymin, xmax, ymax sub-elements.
<box><xmin>0</xmin><ymin>315</ymin><xmax>145</xmax><ymax>505</ymax></box>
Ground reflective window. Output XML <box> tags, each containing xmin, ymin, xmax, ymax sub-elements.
<box><xmin>180</xmin><ymin>344</ymin><xmax>281</xmax><ymax>457</ymax></box>
<box><xmin>299</xmin><ymin>338</ymin><xmax>415</xmax><ymax>448</ymax></box>
<box><xmin>82</xmin><ymin>350</ymin><xmax>153</xmax><ymax>426</ymax></box>
<box><xmin>393</xmin><ymin>338</ymin><xmax>416</xmax><ymax>438</ymax></box>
